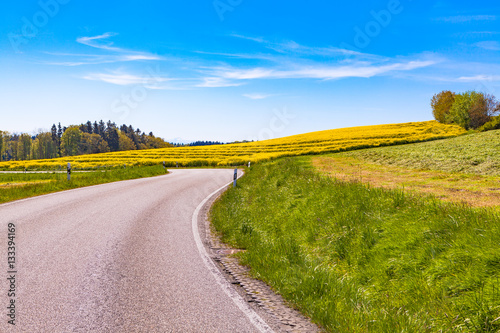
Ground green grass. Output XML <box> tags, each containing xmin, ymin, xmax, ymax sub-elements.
<box><xmin>211</xmin><ymin>157</ymin><xmax>500</xmax><ymax>332</ymax></box>
<box><xmin>0</xmin><ymin>166</ymin><xmax>168</xmax><ymax>204</ymax></box>
<box><xmin>342</xmin><ymin>130</ymin><xmax>500</xmax><ymax>176</ymax></box>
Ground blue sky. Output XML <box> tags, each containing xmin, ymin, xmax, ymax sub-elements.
<box><xmin>1</xmin><ymin>0</ymin><xmax>499</xmax><ymax>142</ymax></box>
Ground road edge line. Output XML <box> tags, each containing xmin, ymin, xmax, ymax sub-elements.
<box><xmin>191</xmin><ymin>175</ymin><xmax>275</xmax><ymax>333</ymax></box>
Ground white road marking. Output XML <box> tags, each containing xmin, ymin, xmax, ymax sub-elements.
<box><xmin>191</xmin><ymin>176</ymin><xmax>275</xmax><ymax>333</ymax></box>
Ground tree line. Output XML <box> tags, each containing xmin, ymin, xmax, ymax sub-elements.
<box><xmin>0</xmin><ymin>120</ymin><xmax>171</xmax><ymax>162</ymax></box>
<box><xmin>173</xmin><ymin>140</ymin><xmax>254</xmax><ymax>147</ymax></box>
<box><xmin>431</xmin><ymin>90</ymin><xmax>500</xmax><ymax>130</ymax></box>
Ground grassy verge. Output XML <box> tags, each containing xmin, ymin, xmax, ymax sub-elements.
<box><xmin>0</xmin><ymin>166</ymin><xmax>168</xmax><ymax>204</ymax></box>
<box><xmin>211</xmin><ymin>157</ymin><xmax>500</xmax><ymax>332</ymax></box>
<box><xmin>343</xmin><ymin>130</ymin><xmax>500</xmax><ymax>176</ymax></box>
<box><xmin>313</xmin><ymin>155</ymin><xmax>500</xmax><ymax>209</ymax></box>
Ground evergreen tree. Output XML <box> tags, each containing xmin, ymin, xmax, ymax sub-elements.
<box><xmin>104</xmin><ymin>122</ymin><xmax>120</xmax><ymax>152</ymax></box>
<box><xmin>51</xmin><ymin>124</ymin><xmax>57</xmax><ymax>140</ymax></box>
<box><xmin>57</xmin><ymin>123</ymin><xmax>63</xmax><ymax>139</ymax></box>
<box><xmin>98</xmin><ymin>120</ymin><xmax>106</xmax><ymax>136</ymax></box>
<box><xmin>57</xmin><ymin>123</ymin><xmax>63</xmax><ymax>156</ymax></box>
<box><xmin>86</xmin><ymin>121</ymin><xmax>93</xmax><ymax>134</ymax></box>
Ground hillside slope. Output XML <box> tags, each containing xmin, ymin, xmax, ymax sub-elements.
<box><xmin>212</xmin><ymin>157</ymin><xmax>500</xmax><ymax>332</ymax></box>
<box><xmin>0</xmin><ymin>121</ymin><xmax>465</xmax><ymax>170</ymax></box>
<box><xmin>344</xmin><ymin>129</ymin><xmax>500</xmax><ymax>176</ymax></box>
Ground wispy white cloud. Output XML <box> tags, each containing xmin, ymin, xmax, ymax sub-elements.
<box><xmin>47</xmin><ymin>32</ymin><xmax>162</xmax><ymax>66</ymax></box>
<box><xmin>230</xmin><ymin>34</ymin><xmax>266</xmax><ymax>44</ymax></box>
<box><xmin>83</xmin><ymin>72</ymin><xmax>152</xmax><ymax>85</ymax></box>
<box><xmin>454</xmin><ymin>31</ymin><xmax>500</xmax><ymax>38</ymax></box>
<box><xmin>82</xmin><ymin>70</ymin><xmax>180</xmax><ymax>90</ymax></box>
<box><xmin>121</xmin><ymin>54</ymin><xmax>160</xmax><ymax>61</ymax></box>
<box><xmin>76</xmin><ymin>32</ymin><xmax>122</xmax><ymax>51</ymax></box>
<box><xmin>436</xmin><ymin>15</ymin><xmax>497</xmax><ymax>23</ymax></box>
<box><xmin>456</xmin><ymin>75</ymin><xmax>500</xmax><ymax>82</ymax></box>
<box><xmin>45</xmin><ymin>55</ymin><xmax>162</xmax><ymax>66</ymax></box>
<box><xmin>230</xmin><ymin>34</ymin><xmax>374</xmax><ymax>58</ymax></box>
<box><xmin>50</xmin><ymin>32</ymin><xmax>440</xmax><ymax>89</ymax></box>
<box><xmin>192</xmin><ymin>38</ymin><xmax>438</xmax><ymax>87</ymax></box>
<box><xmin>475</xmin><ymin>41</ymin><xmax>500</xmax><ymax>51</ymax></box>
<box><xmin>467</xmin><ymin>31</ymin><xmax>500</xmax><ymax>35</ymax></box>
<box><xmin>243</xmin><ymin>93</ymin><xmax>275</xmax><ymax>100</ymax></box>
<box><xmin>195</xmin><ymin>77</ymin><xmax>243</xmax><ymax>88</ymax></box>
<box><xmin>205</xmin><ymin>60</ymin><xmax>435</xmax><ymax>83</ymax></box>
<box><xmin>82</xmin><ymin>70</ymin><xmax>242</xmax><ymax>89</ymax></box>
<box><xmin>194</xmin><ymin>50</ymin><xmax>278</xmax><ymax>62</ymax></box>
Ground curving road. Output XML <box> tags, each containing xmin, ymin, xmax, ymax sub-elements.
<box><xmin>0</xmin><ymin>169</ymin><xmax>275</xmax><ymax>332</ymax></box>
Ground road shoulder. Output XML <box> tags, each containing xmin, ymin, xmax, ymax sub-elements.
<box><xmin>197</xmin><ymin>186</ymin><xmax>321</xmax><ymax>333</ymax></box>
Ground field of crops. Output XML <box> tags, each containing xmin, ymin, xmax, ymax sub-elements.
<box><xmin>0</xmin><ymin>121</ymin><xmax>465</xmax><ymax>170</ymax></box>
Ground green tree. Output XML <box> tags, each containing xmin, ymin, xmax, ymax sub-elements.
<box><xmin>97</xmin><ymin>137</ymin><xmax>110</xmax><ymax>153</ymax></box>
<box><xmin>31</xmin><ymin>132</ymin><xmax>57</xmax><ymax>160</ymax></box>
<box><xmin>446</xmin><ymin>91</ymin><xmax>484</xmax><ymax>129</ymax></box>
<box><xmin>79</xmin><ymin>132</ymin><xmax>93</xmax><ymax>155</ymax></box>
<box><xmin>17</xmin><ymin>133</ymin><xmax>32</xmax><ymax>160</ymax></box>
<box><xmin>5</xmin><ymin>134</ymin><xmax>17</xmax><ymax>161</ymax></box>
<box><xmin>431</xmin><ymin>90</ymin><xmax>456</xmax><ymax>123</ymax></box>
<box><xmin>57</xmin><ymin>123</ymin><xmax>63</xmax><ymax>156</ymax></box>
<box><xmin>118</xmin><ymin>132</ymin><xmax>137</xmax><ymax>151</ymax></box>
<box><xmin>86</xmin><ymin>121</ymin><xmax>93</xmax><ymax>134</ymax></box>
<box><xmin>60</xmin><ymin>126</ymin><xmax>82</xmax><ymax>156</ymax></box>
<box><xmin>0</xmin><ymin>131</ymin><xmax>3</xmax><ymax>161</ymax></box>
<box><xmin>106</xmin><ymin>127</ymin><xmax>120</xmax><ymax>152</ymax></box>
<box><xmin>79</xmin><ymin>133</ymin><xmax>109</xmax><ymax>154</ymax></box>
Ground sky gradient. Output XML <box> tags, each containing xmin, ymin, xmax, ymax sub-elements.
<box><xmin>1</xmin><ymin>0</ymin><xmax>499</xmax><ymax>142</ymax></box>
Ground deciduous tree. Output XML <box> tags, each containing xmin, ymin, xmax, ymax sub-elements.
<box><xmin>446</xmin><ymin>91</ymin><xmax>483</xmax><ymax>129</ymax></box>
<box><xmin>431</xmin><ymin>91</ymin><xmax>455</xmax><ymax>123</ymax></box>
<box><xmin>118</xmin><ymin>132</ymin><xmax>137</xmax><ymax>151</ymax></box>
<box><xmin>61</xmin><ymin>126</ymin><xmax>82</xmax><ymax>156</ymax></box>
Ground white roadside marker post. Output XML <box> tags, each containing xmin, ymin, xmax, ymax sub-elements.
<box><xmin>67</xmin><ymin>162</ymin><xmax>71</xmax><ymax>181</ymax></box>
<box><xmin>163</xmin><ymin>161</ymin><xmax>166</xmax><ymax>172</ymax></box>
<box><xmin>248</xmin><ymin>161</ymin><xmax>251</xmax><ymax>168</ymax></box>
<box><xmin>233</xmin><ymin>168</ymin><xmax>238</xmax><ymax>187</ymax></box>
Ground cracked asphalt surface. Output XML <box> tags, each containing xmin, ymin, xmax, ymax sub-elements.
<box><xmin>0</xmin><ymin>169</ymin><xmax>270</xmax><ymax>332</ymax></box>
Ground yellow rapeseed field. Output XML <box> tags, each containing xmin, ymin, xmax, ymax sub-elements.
<box><xmin>0</xmin><ymin>121</ymin><xmax>466</xmax><ymax>170</ymax></box>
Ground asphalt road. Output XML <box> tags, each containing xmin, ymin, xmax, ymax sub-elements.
<box><xmin>0</xmin><ymin>169</ymin><xmax>274</xmax><ymax>332</ymax></box>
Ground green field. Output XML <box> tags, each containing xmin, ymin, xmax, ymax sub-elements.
<box><xmin>0</xmin><ymin>166</ymin><xmax>167</xmax><ymax>204</ymax></box>
<box><xmin>211</xmin><ymin>157</ymin><xmax>500</xmax><ymax>332</ymax></box>
<box><xmin>343</xmin><ymin>130</ymin><xmax>500</xmax><ymax>176</ymax></box>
